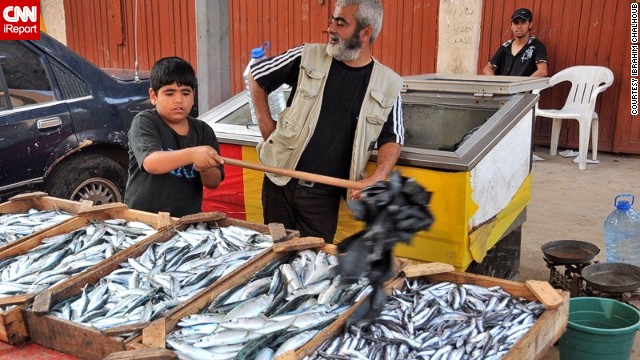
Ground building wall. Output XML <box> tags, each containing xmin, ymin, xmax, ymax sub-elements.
<box><xmin>61</xmin><ymin>0</ymin><xmax>197</xmax><ymax>72</ymax></box>
<box><xmin>437</xmin><ymin>0</ymin><xmax>483</xmax><ymax>74</ymax></box>
<box><xmin>42</xmin><ymin>0</ymin><xmax>67</xmax><ymax>44</ymax></box>
<box><xmin>228</xmin><ymin>0</ymin><xmax>440</xmax><ymax>95</ymax></box>
<box><xmin>195</xmin><ymin>0</ymin><xmax>231</xmax><ymax>112</ymax></box>
<box><xmin>42</xmin><ymin>0</ymin><xmax>640</xmax><ymax>154</ymax></box>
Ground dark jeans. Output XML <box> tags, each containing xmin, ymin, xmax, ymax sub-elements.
<box><xmin>262</xmin><ymin>176</ymin><xmax>343</xmax><ymax>243</ymax></box>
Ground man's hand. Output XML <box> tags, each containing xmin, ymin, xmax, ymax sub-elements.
<box><xmin>351</xmin><ymin>142</ymin><xmax>402</xmax><ymax>199</ymax></box>
<box><xmin>351</xmin><ymin>176</ymin><xmax>384</xmax><ymax>200</ymax></box>
<box><xmin>482</xmin><ymin>62</ymin><xmax>497</xmax><ymax>75</ymax></box>
<box><xmin>530</xmin><ymin>62</ymin><xmax>548</xmax><ymax>77</ymax></box>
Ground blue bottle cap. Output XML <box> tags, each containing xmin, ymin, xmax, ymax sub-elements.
<box><xmin>614</xmin><ymin>194</ymin><xmax>635</xmax><ymax>210</ymax></box>
<box><xmin>251</xmin><ymin>47</ymin><xmax>265</xmax><ymax>59</ymax></box>
<box><xmin>616</xmin><ymin>200</ymin><xmax>631</xmax><ymax>210</ymax></box>
<box><xmin>250</xmin><ymin>41</ymin><xmax>271</xmax><ymax>59</ymax></box>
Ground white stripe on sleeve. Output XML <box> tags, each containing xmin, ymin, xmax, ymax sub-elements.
<box><xmin>392</xmin><ymin>95</ymin><xmax>405</xmax><ymax>144</ymax></box>
<box><xmin>251</xmin><ymin>45</ymin><xmax>304</xmax><ymax>80</ymax></box>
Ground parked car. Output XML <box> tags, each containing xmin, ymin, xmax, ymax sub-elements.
<box><xmin>0</xmin><ymin>32</ymin><xmax>154</xmax><ymax>204</ymax></box>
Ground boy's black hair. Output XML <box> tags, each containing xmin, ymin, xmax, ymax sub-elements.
<box><xmin>149</xmin><ymin>57</ymin><xmax>196</xmax><ymax>93</ymax></box>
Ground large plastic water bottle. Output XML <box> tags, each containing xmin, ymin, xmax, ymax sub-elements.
<box><xmin>604</xmin><ymin>193</ymin><xmax>640</xmax><ymax>266</ymax></box>
<box><xmin>242</xmin><ymin>41</ymin><xmax>286</xmax><ymax>124</ymax></box>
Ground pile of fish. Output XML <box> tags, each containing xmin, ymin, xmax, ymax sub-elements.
<box><xmin>48</xmin><ymin>223</ymin><xmax>273</xmax><ymax>331</ymax></box>
<box><xmin>166</xmin><ymin>249</ymin><xmax>372</xmax><ymax>360</ymax></box>
<box><xmin>0</xmin><ymin>219</ymin><xmax>156</xmax><ymax>301</ymax></box>
<box><xmin>307</xmin><ymin>278</ymin><xmax>545</xmax><ymax>360</ymax></box>
<box><xmin>0</xmin><ymin>208</ymin><xmax>74</xmax><ymax>245</ymax></box>
<box><xmin>339</xmin><ymin>171</ymin><xmax>434</xmax><ymax>321</ymax></box>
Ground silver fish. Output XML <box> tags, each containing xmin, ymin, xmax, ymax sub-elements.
<box><xmin>308</xmin><ymin>278</ymin><xmax>545</xmax><ymax>360</ymax></box>
<box><xmin>47</xmin><ymin>222</ymin><xmax>271</xmax><ymax>335</ymax></box>
<box><xmin>274</xmin><ymin>330</ymin><xmax>319</xmax><ymax>357</ymax></box>
<box><xmin>167</xmin><ymin>250</ymin><xmax>368</xmax><ymax>358</ymax></box>
<box><xmin>0</xmin><ymin>209</ymin><xmax>73</xmax><ymax>245</ymax></box>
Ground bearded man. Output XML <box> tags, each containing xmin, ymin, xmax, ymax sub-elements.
<box><xmin>248</xmin><ymin>0</ymin><xmax>404</xmax><ymax>243</ymax></box>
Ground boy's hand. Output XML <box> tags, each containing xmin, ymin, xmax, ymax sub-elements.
<box><xmin>192</xmin><ymin>146</ymin><xmax>223</xmax><ymax>171</ymax></box>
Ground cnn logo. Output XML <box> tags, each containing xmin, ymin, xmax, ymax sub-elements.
<box><xmin>0</xmin><ymin>0</ymin><xmax>39</xmax><ymax>40</ymax></box>
<box><xmin>3</xmin><ymin>6</ymin><xmax>37</xmax><ymax>23</ymax></box>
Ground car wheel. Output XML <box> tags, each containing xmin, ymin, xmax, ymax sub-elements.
<box><xmin>45</xmin><ymin>154</ymin><xmax>127</xmax><ymax>205</ymax></box>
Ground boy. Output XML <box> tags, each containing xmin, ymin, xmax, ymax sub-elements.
<box><xmin>124</xmin><ymin>57</ymin><xmax>224</xmax><ymax>217</ymax></box>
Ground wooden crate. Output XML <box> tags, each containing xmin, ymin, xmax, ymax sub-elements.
<box><xmin>133</xmin><ymin>238</ymin><xmax>329</xmax><ymax>346</ymax></box>
<box><xmin>289</xmin><ymin>266</ymin><xmax>569</xmax><ymax>360</ymax></box>
<box><xmin>24</xmin><ymin>213</ymin><xmax>297</xmax><ymax>359</ymax></box>
<box><xmin>124</xmin><ymin>242</ymin><xmax>407</xmax><ymax>360</ymax></box>
<box><xmin>0</xmin><ymin>192</ymin><xmax>93</xmax><ymax>252</ymax></box>
<box><xmin>0</xmin><ymin>203</ymin><xmax>173</xmax><ymax>345</ymax></box>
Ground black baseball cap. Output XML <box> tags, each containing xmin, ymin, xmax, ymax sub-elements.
<box><xmin>511</xmin><ymin>8</ymin><xmax>532</xmax><ymax>22</ymax></box>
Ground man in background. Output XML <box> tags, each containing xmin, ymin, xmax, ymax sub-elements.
<box><xmin>483</xmin><ymin>8</ymin><xmax>548</xmax><ymax>77</ymax></box>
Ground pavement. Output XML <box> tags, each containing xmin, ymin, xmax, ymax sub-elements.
<box><xmin>517</xmin><ymin>148</ymin><xmax>640</xmax><ymax>360</ymax></box>
<box><xmin>0</xmin><ymin>342</ymin><xmax>76</xmax><ymax>359</ymax></box>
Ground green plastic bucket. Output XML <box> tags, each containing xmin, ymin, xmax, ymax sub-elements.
<box><xmin>559</xmin><ymin>297</ymin><xmax>640</xmax><ymax>360</ymax></box>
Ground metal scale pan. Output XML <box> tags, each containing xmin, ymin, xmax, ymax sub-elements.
<box><xmin>581</xmin><ymin>263</ymin><xmax>640</xmax><ymax>293</ymax></box>
<box><xmin>541</xmin><ymin>240</ymin><xmax>600</xmax><ymax>265</ymax></box>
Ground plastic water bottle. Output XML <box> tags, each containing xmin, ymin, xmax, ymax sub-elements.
<box><xmin>604</xmin><ymin>193</ymin><xmax>640</xmax><ymax>266</ymax></box>
<box><xmin>243</xmin><ymin>41</ymin><xmax>286</xmax><ymax>124</ymax></box>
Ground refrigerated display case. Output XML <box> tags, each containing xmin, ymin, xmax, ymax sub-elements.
<box><xmin>200</xmin><ymin>74</ymin><xmax>548</xmax><ymax>278</ymax></box>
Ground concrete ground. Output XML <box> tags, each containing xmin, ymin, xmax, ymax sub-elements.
<box><xmin>517</xmin><ymin>148</ymin><xmax>640</xmax><ymax>360</ymax></box>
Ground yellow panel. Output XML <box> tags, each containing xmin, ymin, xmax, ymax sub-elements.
<box><xmin>469</xmin><ymin>174</ymin><xmax>531</xmax><ymax>262</ymax></box>
<box><xmin>334</xmin><ymin>164</ymin><xmax>475</xmax><ymax>268</ymax></box>
<box><xmin>241</xmin><ymin>147</ymin><xmax>265</xmax><ymax>224</ymax></box>
<box><xmin>238</xmin><ymin>145</ymin><xmax>531</xmax><ymax>270</ymax></box>
<box><xmin>337</xmin><ymin>165</ymin><xmax>531</xmax><ymax>270</ymax></box>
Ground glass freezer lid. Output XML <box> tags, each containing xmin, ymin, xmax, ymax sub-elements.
<box><xmin>402</xmin><ymin>73</ymin><xmax>549</xmax><ymax>96</ymax></box>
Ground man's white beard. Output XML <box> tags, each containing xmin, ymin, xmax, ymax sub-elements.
<box><xmin>326</xmin><ymin>35</ymin><xmax>361</xmax><ymax>62</ymax></box>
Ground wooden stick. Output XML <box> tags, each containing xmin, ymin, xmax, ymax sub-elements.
<box><xmin>268</xmin><ymin>223</ymin><xmax>288</xmax><ymax>242</ymax></box>
<box><xmin>222</xmin><ymin>157</ymin><xmax>364</xmax><ymax>190</ymax></box>
<box><xmin>31</xmin><ymin>290</ymin><xmax>52</xmax><ymax>314</ymax></box>
<box><xmin>77</xmin><ymin>202</ymin><xmax>128</xmax><ymax>215</ymax></box>
<box><xmin>103</xmin><ymin>348</ymin><xmax>177</xmax><ymax>360</ymax></box>
<box><xmin>8</xmin><ymin>191</ymin><xmax>48</xmax><ymax>201</ymax></box>
<box><xmin>0</xmin><ymin>293</ymin><xmax>35</xmax><ymax>307</ymax></box>
<box><xmin>142</xmin><ymin>318</ymin><xmax>166</xmax><ymax>348</ymax></box>
<box><xmin>101</xmin><ymin>322</ymin><xmax>150</xmax><ymax>336</ymax></box>
<box><xmin>272</xmin><ymin>237</ymin><xmax>326</xmax><ymax>253</ymax></box>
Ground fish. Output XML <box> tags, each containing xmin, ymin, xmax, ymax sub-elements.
<box><xmin>192</xmin><ymin>329</ymin><xmax>250</xmax><ymax>347</ymax></box>
<box><xmin>0</xmin><ymin>208</ymin><xmax>74</xmax><ymax>245</ymax></box>
<box><xmin>166</xmin><ymin>250</ymin><xmax>370</xmax><ymax>358</ymax></box>
<box><xmin>0</xmin><ymin>219</ymin><xmax>157</xmax><ymax>300</ymax></box>
<box><xmin>274</xmin><ymin>330</ymin><xmax>319</xmax><ymax>357</ymax></box>
<box><xmin>223</xmin><ymin>294</ymin><xmax>273</xmax><ymax>321</ymax></box>
<box><xmin>167</xmin><ymin>339</ymin><xmax>216</xmax><ymax>360</ymax></box>
<box><xmin>307</xmin><ymin>278</ymin><xmax>545</xmax><ymax>360</ymax></box>
<box><xmin>46</xmin><ymin>222</ymin><xmax>273</xmax><ymax>335</ymax></box>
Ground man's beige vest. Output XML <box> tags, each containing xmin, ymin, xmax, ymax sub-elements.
<box><xmin>257</xmin><ymin>43</ymin><xmax>402</xmax><ymax>186</ymax></box>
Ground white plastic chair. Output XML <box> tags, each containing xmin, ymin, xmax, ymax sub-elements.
<box><xmin>533</xmin><ymin>66</ymin><xmax>614</xmax><ymax>170</ymax></box>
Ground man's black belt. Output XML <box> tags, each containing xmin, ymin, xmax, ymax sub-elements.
<box><xmin>296</xmin><ymin>178</ymin><xmax>342</xmax><ymax>193</ymax></box>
